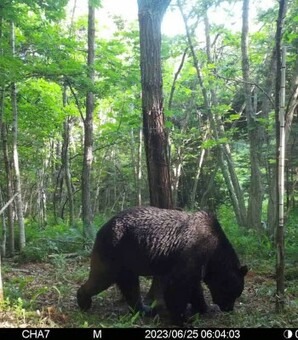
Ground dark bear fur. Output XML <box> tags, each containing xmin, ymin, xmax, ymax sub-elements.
<box><xmin>77</xmin><ymin>206</ymin><xmax>247</xmax><ymax>325</ymax></box>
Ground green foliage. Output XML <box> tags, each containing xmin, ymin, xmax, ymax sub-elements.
<box><xmin>285</xmin><ymin>211</ymin><xmax>298</xmax><ymax>261</ymax></box>
<box><xmin>17</xmin><ymin>212</ymin><xmax>113</xmax><ymax>263</ymax></box>
<box><xmin>18</xmin><ymin>79</ymin><xmax>65</xmax><ymax>139</ymax></box>
<box><xmin>89</xmin><ymin>0</ymin><xmax>102</xmax><ymax>8</ymax></box>
<box><xmin>19</xmin><ymin>222</ymin><xmax>85</xmax><ymax>262</ymax></box>
<box><xmin>3</xmin><ymin>277</ymin><xmax>33</xmax><ymax>307</ymax></box>
<box><xmin>218</xmin><ymin>205</ymin><xmax>274</xmax><ymax>259</ymax></box>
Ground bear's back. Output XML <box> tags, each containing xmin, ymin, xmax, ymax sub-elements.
<box><xmin>94</xmin><ymin>206</ymin><xmax>221</xmax><ymax>276</ymax></box>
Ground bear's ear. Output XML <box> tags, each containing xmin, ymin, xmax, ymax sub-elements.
<box><xmin>240</xmin><ymin>265</ymin><xmax>248</xmax><ymax>276</ymax></box>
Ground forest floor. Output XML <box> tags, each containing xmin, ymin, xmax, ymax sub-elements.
<box><xmin>1</xmin><ymin>255</ymin><xmax>298</xmax><ymax>328</ymax></box>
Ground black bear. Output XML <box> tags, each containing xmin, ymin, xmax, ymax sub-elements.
<box><xmin>77</xmin><ymin>206</ymin><xmax>247</xmax><ymax>325</ymax></box>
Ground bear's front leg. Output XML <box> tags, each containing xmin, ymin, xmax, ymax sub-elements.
<box><xmin>116</xmin><ymin>270</ymin><xmax>156</xmax><ymax>317</ymax></box>
<box><xmin>161</xmin><ymin>274</ymin><xmax>192</xmax><ymax>326</ymax></box>
<box><xmin>190</xmin><ymin>282</ymin><xmax>209</xmax><ymax>315</ymax></box>
<box><xmin>190</xmin><ymin>283</ymin><xmax>221</xmax><ymax>317</ymax></box>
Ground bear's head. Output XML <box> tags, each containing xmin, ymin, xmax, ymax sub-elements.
<box><xmin>204</xmin><ymin>265</ymin><xmax>248</xmax><ymax>312</ymax></box>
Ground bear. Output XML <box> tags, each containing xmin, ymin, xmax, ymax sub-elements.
<box><xmin>77</xmin><ymin>206</ymin><xmax>247</xmax><ymax>325</ymax></box>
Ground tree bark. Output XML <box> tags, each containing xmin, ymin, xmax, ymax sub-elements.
<box><xmin>284</xmin><ymin>57</ymin><xmax>298</xmax><ymax>211</ymax></box>
<box><xmin>1</xmin><ymin>65</ymin><xmax>15</xmax><ymax>255</ymax></box>
<box><xmin>137</xmin><ymin>128</ymin><xmax>143</xmax><ymax>206</ymax></box>
<box><xmin>137</xmin><ymin>0</ymin><xmax>173</xmax><ymax>209</ymax></box>
<box><xmin>0</xmin><ymin>191</ymin><xmax>7</xmax><ymax>257</ymax></box>
<box><xmin>82</xmin><ymin>1</ymin><xmax>95</xmax><ymax>240</ymax></box>
<box><xmin>1</xmin><ymin>122</ymin><xmax>14</xmax><ymax>254</ymax></box>
<box><xmin>200</xmin><ymin>162</ymin><xmax>219</xmax><ymax>209</ymax></box>
<box><xmin>11</xmin><ymin>22</ymin><xmax>25</xmax><ymax>250</ymax></box>
<box><xmin>0</xmin><ymin>253</ymin><xmax>3</xmax><ymax>301</ymax></box>
<box><xmin>276</xmin><ymin>45</ymin><xmax>286</xmax><ymax>313</ymax></box>
<box><xmin>190</xmin><ymin>135</ymin><xmax>207</xmax><ymax>210</ymax></box>
<box><xmin>0</xmin><ymin>17</ymin><xmax>4</xmax><ymax>295</ymax></box>
<box><xmin>37</xmin><ymin>167</ymin><xmax>47</xmax><ymax>228</ymax></box>
<box><xmin>275</xmin><ymin>0</ymin><xmax>288</xmax><ymax>313</ymax></box>
<box><xmin>168</xmin><ymin>47</ymin><xmax>189</xmax><ymax>207</ymax></box>
<box><xmin>62</xmin><ymin>86</ymin><xmax>75</xmax><ymax>227</ymax></box>
<box><xmin>0</xmin><ymin>17</ymin><xmax>15</xmax><ymax>255</ymax></box>
<box><xmin>263</xmin><ymin>51</ymin><xmax>278</xmax><ymax>235</ymax></box>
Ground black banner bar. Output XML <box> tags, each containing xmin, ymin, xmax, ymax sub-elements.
<box><xmin>0</xmin><ymin>328</ymin><xmax>296</xmax><ymax>340</ymax></box>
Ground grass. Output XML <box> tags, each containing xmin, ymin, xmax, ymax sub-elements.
<box><xmin>1</xmin><ymin>256</ymin><xmax>297</xmax><ymax>328</ymax></box>
<box><xmin>1</xmin><ymin>209</ymin><xmax>298</xmax><ymax>328</ymax></box>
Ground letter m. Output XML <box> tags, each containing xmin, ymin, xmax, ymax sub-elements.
<box><xmin>93</xmin><ymin>330</ymin><xmax>102</xmax><ymax>339</ymax></box>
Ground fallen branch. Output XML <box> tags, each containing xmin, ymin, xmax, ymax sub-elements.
<box><xmin>9</xmin><ymin>268</ymin><xmax>31</xmax><ymax>273</ymax></box>
<box><xmin>48</xmin><ymin>253</ymin><xmax>80</xmax><ymax>258</ymax></box>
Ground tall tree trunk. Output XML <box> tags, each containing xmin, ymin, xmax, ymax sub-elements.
<box><xmin>82</xmin><ymin>1</ymin><xmax>95</xmax><ymax>240</ymax></box>
<box><xmin>263</xmin><ymin>51</ymin><xmax>278</xmax><ymax>235</ymax></box>
<box><xmin>130</xmin><ymin>128</ymin><xmax>144</xmax><ymax>207</ymax></box>
<box><xmin>0</xmin><ymin>253</ymin><xmax>3</xmax><ymax>301</ymax></box>
<box><xmin>37</xmin><ymin>167</ymin><xmax>47</xmax><ymax>228</ymax></box>
<box><xmin>190</xmin><ymin>128</ymin><xmax>208</xmax><ymax>210</ymax></box>
<box><xmin>168</xmin><ymin>48</ymin><xmax>189</xmax><ymax>207</ymax></box>
<box><xmin>137</xmin><ymin>0</ymin><xmax>173</xmax><ymax>209</ymax></box>
<box><xmin>62</xmin><ymin>86</ymin><xmax>75</xmax><ymax>227</ymax></box>
<box><xmin>275</xmin><ymin>0</ymin><xmax>288</xmax><ymax>313</ymax></box>
<box><xmin>0</xmin><ymin>14</ymin><xmax>15</xmax><ymax>255</ymax></box>
<box><xmin>268</xmin><ymin>8</ymin><xmax>285</xmax><ymax>237</ymax></box>
<box><xmin>0</xmin><ymin>193</ymin><xmax>19</xmax><ymax>257</ymax></box>
<box><xmin>53</xmin><ymin>144</ymin><xmax>64</xmax><ymax>222</ymax></box>
<box><xmin>285</xmin><ymin>56</ymin><xmax>298</xmax><ymax>145</ymax></box>
<box><xmin>137</xmin><ymin>128</ymin><xmax>143</xmax><ymax>206</ymax></box>
<box><xmin>1</xmin><ymin>122</ymin><xmax>14</xmax><ymax>254</ymax></box>
<box><xmin>10</xmin><ymin>22</ymin><xmax>25</xmax><ymax>250</ymax></box>
<box><xmin>0</xmin><ymin>16</ymin><xmax>3</xmax><ymax>297</ymax></box>
<box><xmin>0</xmin><ymin>190</ymin><xmax>7</xmax><ymax>257</ymax></box>
<box><xmin>130</xmin><ymin>129</ymin><xmax>139</xmax><ymax>206</ymax></box>
<box><xmin>284</xmin><ymin>54</ymin><xmax>298</xmax><ymax>212</ymax></box>
<box><xmin>276</xmin><ymin>45</ymin><xmax>286</xmax><ymax>313</ymax></box>
<box><xmin>204</xmin><ymin>11</ymin><xmax>246</xmax><ymax>223</ymax></box>
<box><xmin>64</xmin><ymin>118</ymin><xmax>75</xmax><ymax>227</ymax></box>
<box><xmin>200</xmin><ymin>162</ymin><xmax>219</xmax><ymax>209</ymax></box>
<box><xmin>241</xmin><ymin>0</ymin><xmax>264</xmax><ymax>230</ymax></box>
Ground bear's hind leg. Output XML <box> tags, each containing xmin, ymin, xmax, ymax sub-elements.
<box><xmin>77</xmin><ymin>251</ymin><xmax>114</xmax><ymax>311</ymax></box>
<box><xmin>116</xmin><ymin>271</ymin><xmax>154</xmax><ymax>317</ymax></box>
